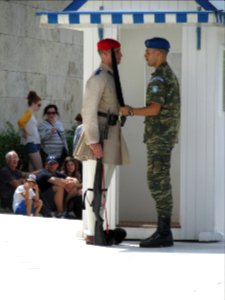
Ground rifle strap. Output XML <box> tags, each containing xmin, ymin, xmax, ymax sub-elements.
<box><xmin>83</xmin><ymin>188</ymin><xmax>108</xmax><ymax>206</ymax></box>
<box><xmin>111</xmin><ymin>49</ymin><xmax>125</xmax><ymax>107</ymax></box>
<box><xmin>111</xmin><ymin>49</ymin><xmax>127</xmax><ymax>126</ymax></box>
<box><xmin>83</xmin><ymin>165</ymin><xmax>109</xmax><ymax>234</ymax></box>
<box><xmin>101</xmin><ymin>164</ymin><xmax>109</xmax><ymax>235</ymax></box>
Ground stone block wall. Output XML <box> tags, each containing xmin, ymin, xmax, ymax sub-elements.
<box><xmin>0</xmin><ymin>0</ymin><xmax>83</xmax><ymax>130</ymax></box>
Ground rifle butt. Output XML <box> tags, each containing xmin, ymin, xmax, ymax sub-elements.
<box><xmin>94</xmin><ymin>221</ymin><xmax>107</xmax><ymax>246</ymax></box>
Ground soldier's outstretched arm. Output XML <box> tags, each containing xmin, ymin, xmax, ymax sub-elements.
<box><xmin>120</xmin><ymin>102</ymin><xmax>161</xmax><ymax>117</ymax></box>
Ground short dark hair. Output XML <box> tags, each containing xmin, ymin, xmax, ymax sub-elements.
<box><xmin>43</xmin><ymin>104</ymin><xmax>59</xmax><ymax>117</ymax></box>
<box><xmin>156</xmin><ymin>48</ymin><xmax>169</xmax><ymax>55</ymax></box>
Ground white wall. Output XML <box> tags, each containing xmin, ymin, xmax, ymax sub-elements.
<box><xmin>0</xmin><ymin>0</ymin><xmax>83</xmax><ymax>130</ymax></box>
<box><xmin>214</xmin><ymin>31</ymin><xmax>225</xmax><ymax>238</ymax></box>
<box><xmin>118</xmin><ymin>26</ymin><xmax>182</xmax><ymax>224</ymax></box>
<box><xmin>181</xmin><ymin>25</ymin><xmax>225</xmax><ymax>240</ymax></box>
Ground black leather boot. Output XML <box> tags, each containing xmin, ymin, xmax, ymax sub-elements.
<box><xmin>105</xmin><ymin>228</ymin><xmax>127</xmax><ymax>246</ymax></box>
<box><xmin>139</xmin><ymin>216</ymin><xmax>173</xmax><ymax>248</ymax></box>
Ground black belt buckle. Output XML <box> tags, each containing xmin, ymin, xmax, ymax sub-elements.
<box><xmin>108</xmin><ymin>114</ymin><xmax>118</xmax><ymax>126</ymax></box>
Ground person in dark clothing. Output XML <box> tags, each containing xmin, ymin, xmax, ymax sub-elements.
<box><xmin>36</xmin><ymin>155</ymin><xmax>81</xmax><ymax>218</ymax></box>
<box><xmin>0</xmin><ymin>151</ymin><xmax>26</xmax><ymax>210</ymax></box>
<box><xmin>61</xmin><ymin>156</ymin><xmax>83</xmax><ymax>219</ymax></box>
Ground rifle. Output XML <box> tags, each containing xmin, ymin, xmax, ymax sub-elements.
<box><xmin>111</xmin><ymin>48</ymin><xmax>127</xmax><ymax>126</ymax></box>
<box><xmin>91</xmin><ymin>157</ymin><xmax>107</xmax><ymax>245</ymax></box>
<box><xmin>91</xmin><ymin>120</ymin><xmax>109</xmax><ymax>246</ymax></box>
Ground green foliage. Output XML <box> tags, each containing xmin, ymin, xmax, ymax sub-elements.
<box><xmin>65</xmin><ymin>124</ymin><xmax>76</xmax><ymax>155</ymax></box>
<box><xmin>0</xmin><ymin>122</ymin><xmax>76</xmax><ymax>170</ymax></box>
<box><xmin>0</xmin><ymin>122</ymin><xmax>28</xmax><ymax>170</ymax></box>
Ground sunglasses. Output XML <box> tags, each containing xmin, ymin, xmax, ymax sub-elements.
<box><xmin>46</xmin><ymin>111</ymin><xmax>57</xmax><ymax>115</ymax></box>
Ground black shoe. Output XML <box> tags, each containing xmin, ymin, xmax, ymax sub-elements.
<box><xmin>113</xmin><ymin>228</ymin><xmax>127</xmax><ymax>245</ymax></box>
<box><xmin>139</xmin><ymin>230</ymin><xmax>174</xmax><ymax>248</ymax></box>
<box><xmin>105</xmin><ymin>228</ymin><xmax>127</xmax><ymax>246</ymax></box>
<box><xmin>64</xmin><ymin>211</ymin><xmax>76</xmax><ymax>219</ymax></box>
<box><xmin>55</xmin><ymin>212</ymin><xmax>64</xmax><ymax>218</ymax></box>
<box><xmin>105</xmin><ymin>230</ymin><xmax>115</xmax><ymax>246</ymax></box>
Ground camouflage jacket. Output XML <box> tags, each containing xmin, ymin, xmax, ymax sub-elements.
<box><xmin>144</xmin><ymin>62</ymin><xmax>180</xmax><ymax>147</ymax></box>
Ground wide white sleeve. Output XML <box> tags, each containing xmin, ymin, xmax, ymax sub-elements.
<box><xmin>82</xmin><ymin>75</ymin><xmax>105</xmax><ymax>145</ymax></box>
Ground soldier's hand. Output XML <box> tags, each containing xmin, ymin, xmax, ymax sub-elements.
<box><xmin>89</xmin><ymin>143</ymin><xmax>103</xmax><ymax>159</ymax></box>
<box><xmin>119</xmin><ymin>106</ymin><xmax>130</xmax><ymax>116</ymax></box>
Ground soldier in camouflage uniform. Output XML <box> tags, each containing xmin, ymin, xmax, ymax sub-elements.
<box><xmin>120</xmin><ymin>37</ymin><xmax>180</xmax><ymax>247</ymax></box>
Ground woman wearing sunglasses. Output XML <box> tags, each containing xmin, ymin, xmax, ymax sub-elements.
<box><xmin>38</xmin><ymin>104</ymin><xmax>68</xmax><ymax>164</ymax></box>
<box><xmin>17</xmin><ymin>91</ymin><xmax>43</xmax><ymax>171</ymax></box>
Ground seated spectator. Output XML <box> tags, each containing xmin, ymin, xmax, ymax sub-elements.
<box><xmin>62</xmin><ymin>156</ymin><xmax>82</xmax><ymax>183</ymax></box>
<box><xmin>12</xmin><ymin>174</ymin><xmax>43</xmax><ymax>216</ymax></box>
<box><xmin>0</xmin><ymin>151</ymin><xmax>27</xmax><ymax>211</ymax></box>
<box><xmin>62</xmin><ymin>156</ymin><xmax>83</xmax><ymax>219</ymax></box>
<box><xmin>36</xmin><ymin>155</ymin><xmax>80</xmax><ymax>218</ymax></box>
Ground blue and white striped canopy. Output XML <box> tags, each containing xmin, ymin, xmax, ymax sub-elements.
<box><xmin>37</xmin><ymin>10</ymin><xmax>224</xmax><ymax>27</ymax></box>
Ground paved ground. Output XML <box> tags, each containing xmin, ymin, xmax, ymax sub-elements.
<box><xmin>0</xmin><ymin>214</ymin><xmax>224</xmax><ymax>300</ymax></box>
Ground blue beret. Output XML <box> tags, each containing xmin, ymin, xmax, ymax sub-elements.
<box><xmin>145</xmin><ymin>37</ymin><xmax>170</xmax><ymax>50</ymax></box>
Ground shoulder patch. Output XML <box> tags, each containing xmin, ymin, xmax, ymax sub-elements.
<box><xmin>150</xmin><ymin>76</ymin><xmax>164</xmax><ymax>83</ymax></box>
<box><xmin>151</xmin><ymin>85</ymin><xmax>159</xmax><ymax>93</ymax></box>
<box><xmin>95</xmin><ymin>69</ymin><xmax>102</xmax><ymax>75</ymax></box>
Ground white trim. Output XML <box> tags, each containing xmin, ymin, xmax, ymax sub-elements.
<box><xmin>37</xmin><ymin>11</ymin><xmax>219</xmax><ymax>27</ymax></box>
<box><xmin>143</xmin><ymin>14</ymin><xmax>155</xmax><ymax>24</ymax></box>
<box><xmin>165</xmin><ymin>13</ymin><xmax>177</xmax><ymax>24</ymax></box>
<box><xmin>101</xmin><ymin>14</ymin><xmax>112</xmax><ymax>25</ymax></box>
<box><xmin>80</xmin><ymin>14</ymin><xmax>91</xmax><ymax>24</ymax></box>
<box><xmin>187</xmin><ymin>13</ymin><xmax>198</xmax><ymax>23</ymax></box>
<box><xmin>208</xmin><ymin>13</ymin><xmax>216</xmax><ymax>23</ymax></box>
<box><xmin>58</xmin><ymin>14</ymin><xmax>69</xmax><ymax>25</ymax></box>
<box><xmin>40</xmin><ymin>15</ymin><xmax>48</xmax><ymax>25</ymax></box>
<box><xmin>122</xmin><ymin>14</ymin><xmax>134</xmax><ymax>24</ymax></box>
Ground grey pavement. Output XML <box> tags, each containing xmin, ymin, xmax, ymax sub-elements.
<box><xmin>0</xmin><ymin>214</ymin><xmax>224</xmax><ymax>300</ymax></box>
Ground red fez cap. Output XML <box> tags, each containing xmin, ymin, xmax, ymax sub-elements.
<box><xmin>97</xmin><ymin>38</ymin><xmax>121</xmax><ymax>51</ymax></box>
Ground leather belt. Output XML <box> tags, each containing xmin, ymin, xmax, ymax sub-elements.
<box><xmin>98</xmin><ymin>111</ymin><xmax>118</xmax><ymax>126</ymax></box>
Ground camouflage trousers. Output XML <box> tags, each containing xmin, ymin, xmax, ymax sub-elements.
<box><xmin>146</xmin><ymin>143</ymin><xmax>173</xmax><ymax>218</ymax></box>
